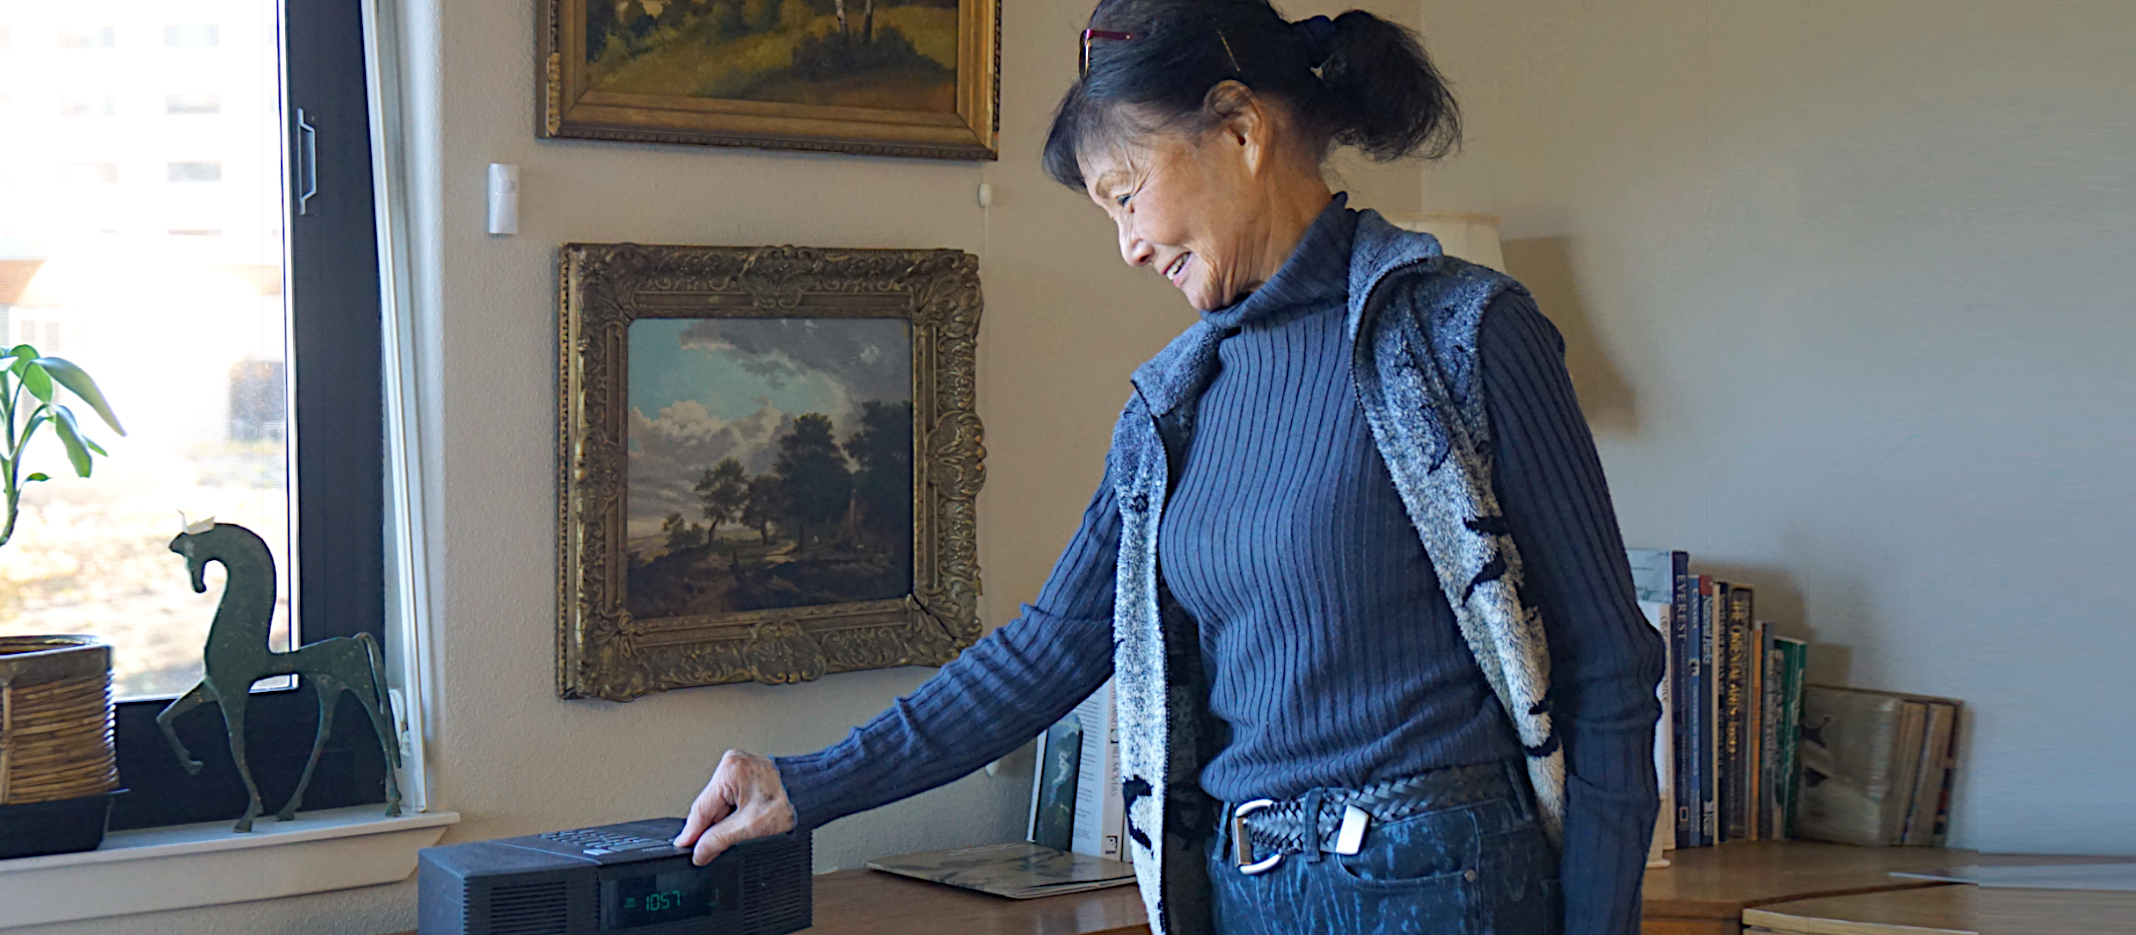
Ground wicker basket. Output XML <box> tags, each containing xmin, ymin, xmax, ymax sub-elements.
<box><xmin>0</xmin><ymin>635</ymin><xmax>118</xmax><ymax>807</ymax></box>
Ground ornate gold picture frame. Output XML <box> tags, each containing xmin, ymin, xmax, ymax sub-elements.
<box><xmin>540</xmin><ymin>0</ymin><xmax>1000</xmax><ymax>159</ymax></box>
<box><xmin>557</xmin><ymin>244</ymin><xmax>985</xmax><ymax>701</ymax></box>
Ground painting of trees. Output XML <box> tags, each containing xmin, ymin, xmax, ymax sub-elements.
<box><xmin>741</xmin><ymin>474</ymin><xmax>781</xmax><ymax>544</ymax></box>
<box><xmin>693</xmin><ymin>457</ymin><xmax>749</xmax><ymax>540</ymax></box>
<box><xmin>628</xmin><ymin>401</ymin><xmax>912</xmax><ymax>620</ymax></box>
<box><xmin>772</xmin><ymin>413</ymin><xmax>852</xmax><ymax>551</ymax></box>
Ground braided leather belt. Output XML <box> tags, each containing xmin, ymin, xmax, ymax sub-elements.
<box><xmin>1228</xmin><ymin>762</ymin><xmax>1514</xmax><ymax>875</ymax></box>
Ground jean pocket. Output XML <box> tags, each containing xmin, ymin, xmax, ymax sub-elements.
<box><xmin>1325</xmin><ymin>805</ymin><xmax>1480</xmax><ymax>892</ymax></box>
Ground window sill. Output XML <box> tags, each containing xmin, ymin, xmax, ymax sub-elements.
<box><xmin>0</xmin><ymin>805</ymin><xmax>459</xmax><ymax>929</ymax></box>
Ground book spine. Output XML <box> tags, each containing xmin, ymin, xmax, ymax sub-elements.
<box><xmin>1103</xmin><ymin>683</ymin><xmax>1128</xmax><ymax>864</ymax></box>
<box><xmin>1669</xmin><ymin>553</ymin><xmax>1693</xmax><ymax>848</ymax></box>
<box><xmin>1698</xmin><ymin>575</ymin><xmax>1719</xmax><ymax>845</ymax></box>
<box><xmin>1760</xmin><ymin>640</ymin><xmax>1782</xmax><ymax>840</ymax></box>
<box><xmin>1777</xmin><ymin>637</ymin><xmax>1808</xmax><ymax>838</ymax></box>
<box><xmin>1931</xmin><ymin>705</ymin><xmax>1961</xmax><ymax>846</ymax></box>
<box><xmin>1904</xmin><ymin>703</ymin><xmax>1955</xmax><ymax>846</ymax></box>
<box><xmin>1751</xmin><ymin>619</ymin><xmax>1768</xmax><ymax>841</ymax></box>
<box><xmin>1651</xmin><ymin>605</ymin><xmax>1675</xmax><ymax>853</ymax></box>
<box><xmin>1708</xmin><ymin>579</ymin><xmax>1727</xmax><ymax>842</ymax></box>
<box><xmin>1720</xmin><ymin>585</ymin><xmax>1749</xmax><ymax>842</ymax></box>
<box><xmin>1886</xmin><ymin>702</ymin><xmax>1928</xmax><ymax>845</ymax></box>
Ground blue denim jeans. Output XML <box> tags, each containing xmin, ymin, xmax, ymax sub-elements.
<box><xmin>1205</xmin><ymin>773</ymin><xmax>1563</xmax><ymax>935</ymax></box>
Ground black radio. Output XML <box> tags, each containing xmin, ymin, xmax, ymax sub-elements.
<box><xmin>416</xmin><ymin>818</ymin><xmax>811</xmax><ymax>935</ymax></box>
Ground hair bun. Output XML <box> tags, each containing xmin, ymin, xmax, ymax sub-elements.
<box><xmin>1293</xmin><ymin>15</ymin><xmax>1337</xmax><ymax>67</ymax></box>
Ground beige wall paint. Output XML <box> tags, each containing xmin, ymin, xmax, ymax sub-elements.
<box><xmin>1413</xmin><ymin>0</ymin><xmax>2133</xmax><ymax>853</ymax></box>
<box><xmin>15</xmin><ymin>0</ymin><xmax>1422</xmax><ymax>931</ymax></box>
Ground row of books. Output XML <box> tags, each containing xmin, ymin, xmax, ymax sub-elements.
<box><xmin>1629</xmin><ymin>549</ymin><xmax>1964</xmax><ymax>850</ymax></box>
<box><xmin>1627</xmin><ymin>550</ymin><xmax>1809</xmax><ymax>847</ymax></box>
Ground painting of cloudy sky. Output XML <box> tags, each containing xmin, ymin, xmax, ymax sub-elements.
<box><xmin>626</xmin><ymin>316</ymin><xmax>913</xmax><ymax>619</ymax></box>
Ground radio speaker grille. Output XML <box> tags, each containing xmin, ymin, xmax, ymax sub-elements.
<box><xmin>740</xmin><ymin>832</ymin><xmax>813</xmax><ymax>935</ymax></box>
<box><xmin>486</xmin><ymin>880</ymin><xmax>570</xmax><ymax>935</ymax></box>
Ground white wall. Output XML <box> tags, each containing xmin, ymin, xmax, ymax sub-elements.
<box><xmin>14</xmin><ymin>0</ymin><xmax>1419</xmax><ymax>931</ymax></box>
<box><xmin>1412</xmin><ymin>0</ymin><xmax>2135</xmax><ymax>853</ymax></box>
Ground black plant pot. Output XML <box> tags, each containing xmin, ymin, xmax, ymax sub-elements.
<box><xmin>0</xmin><ymin>790</ymin><xmax>123</xmax><ymax>860</ymax></box>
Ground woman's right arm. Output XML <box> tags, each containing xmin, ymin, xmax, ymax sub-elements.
<box><xmin>676</xmin><ymin>467</ymin><xmax>1122</xmax><ymax>864</ymax></box>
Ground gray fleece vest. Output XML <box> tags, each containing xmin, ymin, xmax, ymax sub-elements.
<box><xmin>1107</xmin><ymin>210</ymin><xmax>1565</xmax><ymax>935</ymax></box>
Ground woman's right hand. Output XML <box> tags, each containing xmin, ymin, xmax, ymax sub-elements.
<box><xmin>672</xmin><ymin>749</ymin><xmax>798</xmax><ymax>866</ymax></box>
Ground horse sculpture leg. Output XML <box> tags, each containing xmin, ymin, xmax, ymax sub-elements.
<box><xmin>154</xmin><ymin>682</ymin><xmax>214</xmax><ymax>775</ymax></box>
<box><xmin>275</xmin><ymin>634</ymin><xmax>404</xmax><ymax>823</ymax></box>
<box><xmin>352</xmin><ymin>633</ymin><xmax>405</xmax><ymax>817</ymax></box>
<box><xmin>279</xmin><ymin>674</ymin><xmax>345</xmax><ymax>822</ymax></box>
<box><xmin>217</xmin><ymin>690</ymin><xmax>268</xmax><ymax>833</ymax></box>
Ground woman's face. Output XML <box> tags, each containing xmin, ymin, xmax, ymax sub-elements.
<box><xmin>1081</xmin><ymin>125</ymin><xmax>1268</xmax><ymax>312</ymax></box>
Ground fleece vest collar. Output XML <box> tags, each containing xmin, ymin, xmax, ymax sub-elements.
<box><xmin>1111</xmin><ymin>210</ymin><xmax>1566</xmax><ymax>935</ymax></box>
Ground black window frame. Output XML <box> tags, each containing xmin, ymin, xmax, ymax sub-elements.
<box><xmin>109</xmin><ymin>0</ymin><xmax>388</xmax><ymax>832</ymax></box>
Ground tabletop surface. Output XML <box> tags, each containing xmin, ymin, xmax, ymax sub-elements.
<box><xmin>810</xmin><ymin>868</ymin><xmax>1148</xmax><ymax>935</ymax></box>
<box><xmin>1640</xmin><ymin>843</ymin><xmax>1972</xmax><ymax>919</ymax></box>
<box><xmin>385</xmin><ymin>867</ymin><xmax>1150</xmax><ymax>935</ymax></box>
<box><xmin>1742</xmin><ymin>883</ymin><xmax>1973</xmax><ymax>935</ymax></box>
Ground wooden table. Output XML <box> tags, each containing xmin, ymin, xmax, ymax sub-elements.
<box><xmin>1640</xmin><ymin>843</ymin><xmax>1973</xmax><ymax>935</ymax></box>
<box><xmin>1743</xmin><ymin>884</ymin><xmax>1974</xmax><ymax>935</ymax></box>
<box><xmin>810</xmin><ymin>868</ymin><xmax>1146</xmax><ymax>935</ymax></box>
<box><xmin>385</xmin><ymin>868</ymin><xmax>1150</xmax><ymax>935</ymax></box>
<box><xmin>1977</xmin><ymin>888</ymin><xmax>2136</xmax><ymax>935</ymax></box>
<box><xmin>393</xmin><ymin>844</ymin><xmax>2136</xmax><ymax>935</ymax></box>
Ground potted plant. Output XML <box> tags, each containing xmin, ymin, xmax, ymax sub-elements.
<box><xmin>0</xmin><ymin>345</ymin><xmax>127</xmax><ymax>859</ymax></box>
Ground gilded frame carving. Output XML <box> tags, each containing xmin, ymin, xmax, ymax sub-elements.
<box><xmin>557</xmin><ymin>243</ymin><xmax>985</xmax><ymax>701</ymax></box>
<box><xmin>539</xmin><ymin>0</ymin><xmax>1000</xmax><ymax>159</ymax></box>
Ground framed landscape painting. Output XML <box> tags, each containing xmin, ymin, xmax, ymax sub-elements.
<box><xmin>540</xmin><ymin>0</ymin><xmax>1000</xmax><ymax>159</ymax></box>
<box><xmin>557</xmin><ymin>243</ymin><xmax>985</xmax><ymax>701</ymax></box>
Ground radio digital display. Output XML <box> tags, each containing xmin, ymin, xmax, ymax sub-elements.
<box><xmin>599</xmin><ymin>863</ymin><xmax>734</xmax><ymax>930</ymax></box>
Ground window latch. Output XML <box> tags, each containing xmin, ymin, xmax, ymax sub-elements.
<box><xmin>295</xmin><ymin>107</ymin><xmax>319</xmax><ymax>215</ymax></box>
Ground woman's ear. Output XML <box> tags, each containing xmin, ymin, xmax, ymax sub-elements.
<box><xmin>1201</xmin><ymin>80</ymin><xmax>1267</xmax><ymax>172</ymax></box>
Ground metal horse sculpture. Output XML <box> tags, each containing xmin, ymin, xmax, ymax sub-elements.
<box><xmin>154</xmin><ymin>521</ymin><xmax>402</xmax><ymax>831</ymax></box>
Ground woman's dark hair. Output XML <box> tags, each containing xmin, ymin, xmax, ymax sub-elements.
<box><xmin>1042</xmin><ymin>0</ymin><xmax>1461</xmax><ymax>190</ymax></box>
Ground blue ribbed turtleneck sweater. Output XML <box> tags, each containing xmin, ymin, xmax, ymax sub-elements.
<box><xmin>1162</xmin><ymin>202</ymin><xmax>1520</xmax><ymax>798</ymax></box>
<box><xmin>774</xmin><ymin>197</ymin><xmax>1663</xmax><ymax>935</ymax></box>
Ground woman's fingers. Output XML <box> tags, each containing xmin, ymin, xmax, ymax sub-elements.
<box><xmin>673</xmin><ymin>775</ymin><xmax>734</xmax><ymax>852</ymax></box>
<box><xmin>674</xmin><ymin>750</ymin><xmax>796</xmax><ymax>866</ymax></box>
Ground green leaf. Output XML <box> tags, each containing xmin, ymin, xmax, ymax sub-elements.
<box><xmin>50</xmin><ymin>406</ymin><xmax>93</xmax><ymax>478</ymax></box>
<box><xmin>35</xmin><ymin>358</ymin><xmax>124</xmax><ymax>435</ymax></box>
<box><xmin>19</xmin><ymin>363</ymin><xmax>53</xmax><ymax>404</ymax></box>
<box><xmin>25</xmin><ymin>472</ymin><xmax>48</xmax><ymax>483</ymax></box>
<box><xmin>84</xmin><ymin>437</ymin><xmax>107</xmax><ymax>457</ymax></box>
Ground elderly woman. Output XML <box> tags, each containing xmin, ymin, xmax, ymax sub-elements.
<box><xmin>673</xmin><ymin>1</ymin><xmax>1663</xmax><ymax>933</ymax></box>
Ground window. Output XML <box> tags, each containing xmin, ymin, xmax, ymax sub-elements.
<box><xmin>167</xmin><ymin>160</ymin><xmax>224</xmax><ymax>182</ymax></box>
<box><xmin>163</xmin><ymin>25</ymin><xmax>219</xmax><ymax>47</ymax></box>
<box><xmin>13</xmin><ymin>321</ymin><xmax>61</xmax><ymax>354</ymax></box>
<box><xmin>0</xmin><ymin>0</ymin><xmax>386</xmax><ymax>831</ymax></box>
<box><xmin>58</xmin><ymin>27</ymin><xmax>115</xmax><ymax>48</ymax></box>
<box><xmin>167</xmin><ymin>92</ymin><xmax>221</xmax><ymax>115</ymax></box>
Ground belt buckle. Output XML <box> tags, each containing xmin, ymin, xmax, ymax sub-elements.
<box><xmin>1334</xmin><ymin>804</ymin><xmax>1370</xmax><ymax>856</ymax></box>
<box><xmin>1230</xmin><ymin>799</ymin><xmax>1283</xmax><ymax>875</ymax></box>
